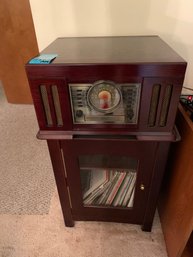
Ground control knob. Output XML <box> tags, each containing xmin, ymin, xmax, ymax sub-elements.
<box><xmin>76</xmin><ymin>109</ymin><xmax>83</xmax><ymax>117</ymax></box>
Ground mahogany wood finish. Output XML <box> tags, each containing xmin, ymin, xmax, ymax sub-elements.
<box><xmin>26</xmin><ymin>36</ymin><xmax>186</xmax><ymax>134</ymax></box>
<box><xmin>26</xmin><ymin>36</ymin><xmax>187</xmax><ymax>231</ymax></box>
<box><xmin>29</xmin><ymin>36</ymin><xmax>185</xmax><ymax>64</ymax></box>
<box><xmin>47</xmin><ymin>140</ymin><xmax>74</xmax><ymax>227</ymax></box>
<box><xmin>62</xmin><ymin>138</ymin><xmax>175</xmax><ymax>231</ymax></box>
<box><xmin>159</xmin><ymin>104</ymin><xmax>193</xmax><ymax>257</ymax></box>
<box><xmin>142</xmin><ymin>142</ymin><xmax>170</xmax><ymax>231</ymax></box>
<box><xmin>61</xmin><ymin>138</ymin><xmax>157</xmax><ymax>227</ymax></box>
<box><xmin>28</xmin><ymin>76</ymin><xmax>184</xmax><ymax>134</ymax></box>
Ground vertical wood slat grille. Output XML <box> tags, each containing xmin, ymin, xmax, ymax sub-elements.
<box><xmin>52</xmin><ymin>85</ymin><xmax>63</xmax><ymax>126</ymax></box>
<box><xmin>40</xmin><ymin>85</ymin><xmax>53</xmax><ymax>126</ymax></box>
<box><xmin>39</xmin><ymin>84</ymin><xmax>64</xmax><ymax>127</ymax></box>
<box><xmin>159</xmin><ymin>85</ymin><xmax>173</xmax><ymax>127</ymax></box>
<box><xmin>148</xmin><ymin>84</ymin><xmax>160</xmax><ymax>127</ymax></box>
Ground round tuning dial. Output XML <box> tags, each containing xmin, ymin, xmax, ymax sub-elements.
<box><xmin>98</xmin><ymin>90</ymin><xmax>112</xmax><ymax>110</ymax></box>
<box><xmin>87</xmin><ymin>80</ymin><xmax>121</xmax><ymax>113</ymax></box>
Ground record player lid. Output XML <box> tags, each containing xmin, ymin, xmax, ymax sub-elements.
<box><xmin>40</xmin><ymin>36</ymin><xmax>186</xmax><ymax>65</ymax></box>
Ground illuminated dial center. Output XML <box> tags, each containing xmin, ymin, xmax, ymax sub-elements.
<box><xmin>98</xmin><ymin>90</ymin><xmax>112</xmax><ymax>109</ymax></box>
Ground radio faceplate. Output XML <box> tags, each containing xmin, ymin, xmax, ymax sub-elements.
<box><xmin>69</xmin><ymin>82</ymin><xmax>141</xmax><ymax>124</ymax></box>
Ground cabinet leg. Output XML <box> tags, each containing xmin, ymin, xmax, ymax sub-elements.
<box><xmin>64</xmin><ymin>218</ymin><xmax>74</xmax><ymax>227</ymax></box>
<box><xmin>47</xmin><ymin>140</ymin><xmax>74</xmax><ymax>228</ymax></box>
<box><xmin>141</xmin><ymin>222</ymin><xmax>153</xmax><ymax>232</ymax></box>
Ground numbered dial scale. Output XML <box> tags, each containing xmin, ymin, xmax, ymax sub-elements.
<box><xmin>88</xmin><ymin>81</ymin><xmax>121</xmax><ymax>113</ymax></box>
<box><xmin>69</xmin><ymin>81</ymin><xmax>141</xmax><ymax>124</ymax></box>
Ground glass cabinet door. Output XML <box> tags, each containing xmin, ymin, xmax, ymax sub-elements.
<box><xmin>79</xmin><ymin>155</ymin><xmax>138</xmax><ymax>208</ymax></box>
<box><xmin>61</xmin><ymin>138</ymin><xmax>157</xmax><ymax>224</ymax></box>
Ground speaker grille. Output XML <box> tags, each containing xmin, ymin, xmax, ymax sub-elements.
<box><xmin>148</xmin><ymin>84</ymin><xmax>160</xmax><ymax>127</ymax></box>
<box><xmin>40</xmin><ymin>85</ymin><xmax>53</xmax><ymax>126</ymax></box>
<box><xmin>52</xmin><ymin>85</ymin><xmax>63</xmax><ymax>126</ymax></box>
<box><xmin>159</xmin><ymin>85</ymin><xmax>173</xmax><ymax>127</ymax></box>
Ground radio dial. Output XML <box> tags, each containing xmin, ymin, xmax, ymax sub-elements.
<box><xmin>98</xmin><ymin>90</ymin><xmax>112</xmax><ymax>109</ymax></box>
<box><xmin>69</xmin><ymin>83</ymin><xmax>140</xmax><ymax>124</ymax></box>
<box><xmin>87</xmin><ymin>81</ymin><xmax>121</xmax><ymax>113</ymax></box>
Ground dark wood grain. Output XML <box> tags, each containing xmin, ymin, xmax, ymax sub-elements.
<box><xmin>39</xmin><ymin>36</ymin><xmax>186</xmax><ymax>64</ymax></box>
<box><xmin>142</xmin><ymin>142</ymin><xmax>170</xmax><ymax>231</ymax></box>
<box><xmin>61</xmin><ymin>138</ymin><xmax>158</xmax><ymax>227</ymax></box>
<box><xmin>26</xmin><ymin>64</ymin><xmax>186</xmax><ymax>80</ymax></box>
<box><xmin>159</xmin><ymin>104</ymin><xmax>193</xmax><ymax>256</ymax></box>
<box><xmin>47</xmin><ymin>140</ymin><xmax>74</xmax><ymax>227</ymax></box>
<box><xmin>26</xmin><ymin>37</ymin><xmax>186</xmax><ymax>134</ymax></box>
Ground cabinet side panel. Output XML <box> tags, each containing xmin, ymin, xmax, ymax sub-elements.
<box><xmin>142</xmin><ymin>142</ymin><xmax>170</xmax><ymax>231</ymax></box>
<box><xmin>47</xmin><ymin>140</ymin><xmax>74</xmax><ymax>227</ymax></box>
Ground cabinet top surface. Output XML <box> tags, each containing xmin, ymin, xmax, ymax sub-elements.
<box><xmin>35</xmin><ymin>36</ymin><xmax>186</xmax><ymax>65</ymax></box>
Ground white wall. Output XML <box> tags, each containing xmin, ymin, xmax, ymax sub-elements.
<box><xmin>147</xmin><ymin>0</ymin><xmax>193</xmax><ymax>92</ymax></box>
<box><xmin>29</xmin><ymin>0</ymin><xmax>56</xmax><ymax>50</ymax></box>
<box><xmin>29</xmin><ymin>0</ymin><xmax>193</xmax><ymax>90</ymax></box>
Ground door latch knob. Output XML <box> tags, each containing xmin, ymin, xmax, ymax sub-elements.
<box><xmin>140</xmin><ymin>184</ymin><xmax>145</xmax><ymax>190</ymax></box>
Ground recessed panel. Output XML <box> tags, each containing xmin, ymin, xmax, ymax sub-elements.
<box><xmin>69</xmin><ymin>81</ymin><xmax>141</xmax><ymax>125</ymax></box>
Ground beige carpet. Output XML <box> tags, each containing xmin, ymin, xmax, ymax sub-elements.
<box><xmin>0</xmin><ymin>84</ymin><xmax>55</xmax><ymax>214</ymax></box>
<box><xmin>0</xmin><ymin>190</ymin><xmax>167</xmax><ymax>257</ymax></box>
<box><xmin>0</xmin><ymin>84</ymin><xmax>168</xmax><ymax>257</ymax></box>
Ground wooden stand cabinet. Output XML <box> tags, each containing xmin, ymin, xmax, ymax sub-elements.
<box><xmin>46</xmin><ymin>136</ymin><xmax>171</xmax><ymax>231</ymax></box>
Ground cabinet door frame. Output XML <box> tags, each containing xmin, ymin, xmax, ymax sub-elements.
<box><xmin>61</xmin><ymin>137</ymin><xmax>158</xmax><ymax>225</ymax></box>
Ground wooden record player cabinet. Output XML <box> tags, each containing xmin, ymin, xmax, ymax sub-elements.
<box><xmin>26</xmin><ymin>36</ymin><xmax>187</xmax><ymax>231</ymax></box>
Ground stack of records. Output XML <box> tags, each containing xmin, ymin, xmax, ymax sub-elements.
<box><xmin>81</xmin><ymin>169</ymin><xmax>136</xmax><ymax>208</ymax></box>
